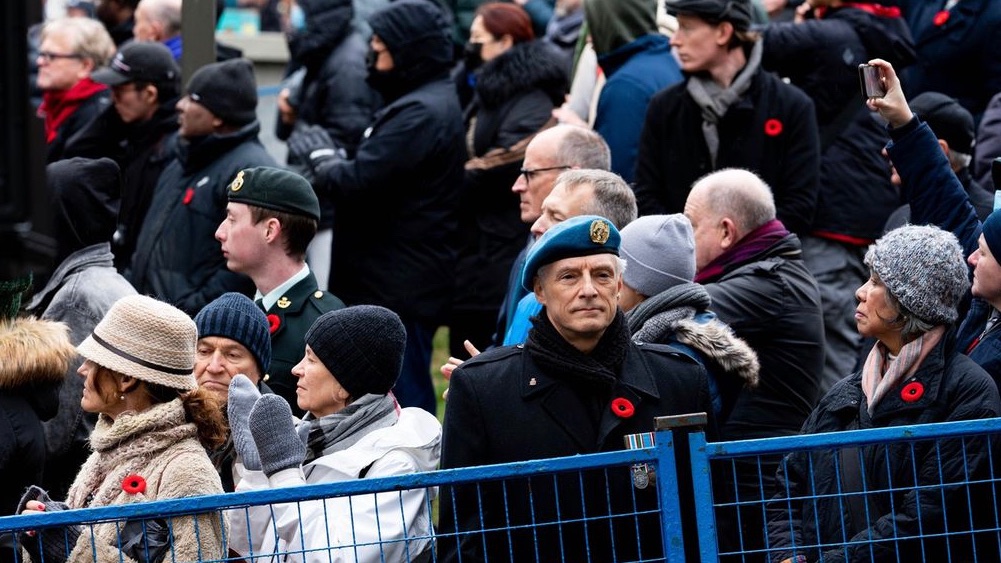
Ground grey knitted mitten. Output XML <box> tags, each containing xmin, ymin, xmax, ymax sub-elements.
<box><xmin>227</xmin><ymin>374</ymin><xmax>263</xmax><ymax>471</ymax></box>
<box><xmin>249</xmin><ymin>395</ymin><xmax>306</xmax><ymax>477</ymax></box>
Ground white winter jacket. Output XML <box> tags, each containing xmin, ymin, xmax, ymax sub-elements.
<box><xmin>229</xmin><ymin>408</ymin><xmax>441</xmax><ymax>563</ymax></box>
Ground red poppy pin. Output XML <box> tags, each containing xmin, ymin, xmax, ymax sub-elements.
<box><xmin>933</xmin><ymin>10</ymin><xmax>949</xmax><ymax>26</ymax></box>
<box><xmin>611</xmin><ymin>397</ymin><xmax>635</xmax><ymax>419</ymax></box>
<box><xmin>764</xmin><ymin>118</ymin><xmax>784</xmax><ymax>137</ymax></box>
<box><xmin>121</xmin><ymin>474</ymin><xmax>147</xmax><ymax>495</ymax></box>
<box><xmin>267</xmin><ymin>314</ymin><xmax>281</xmax><ymax>334</ymax></box>
<box><xmin>182</xmin><ymin>187</ymin><xmax>195</xmax><ymax>205</ymax></box>
<box><xmin>901</xmin><ymin>381</ymin><xmax>924</xmax><ymax>403</ymax></box>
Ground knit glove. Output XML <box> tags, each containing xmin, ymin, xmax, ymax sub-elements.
<box><xmin>17</xmin><ymin>485</ymin><xmax>80</xmax><ymax>563</ymax></box>
<box><xmin>228</xmin><ymin>375</ymin><xmax>263</xmax><ymax>471</ymax></box>
<box><xmin>249</xmin><ymin>395</ymin><xmax>306</xmax><ymax>478</ymax></box>
<box><xmin>287</xmin><ymin>125</ymin><xmax>345</xmax><ymax>180</ymax></box>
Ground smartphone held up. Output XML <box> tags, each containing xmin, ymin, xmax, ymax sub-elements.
<box><xmin>859</xmin><ymin>64</ymin><xmax>887</xmax><ymax>99</ymax></box>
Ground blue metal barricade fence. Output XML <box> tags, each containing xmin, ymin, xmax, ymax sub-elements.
<box><xmin>4</xmin><ymin>417</ymin><xmax>1001</xmax><ymax>563</ymax></box>
<box><xmin>687</xmin><ymin>418</ymin><xmax>1001</xmax><ymax>563</ymax></box>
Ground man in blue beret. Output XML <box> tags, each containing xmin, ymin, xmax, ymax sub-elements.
<box><xmin>215</xmin><ymin>166</ymin><xmax>345</xmax><ymax>417</ymax></box>
<box><xmin>438</xmin><ymin>215</ymin><xmax>715</xmax><ymax>563</ymax></box>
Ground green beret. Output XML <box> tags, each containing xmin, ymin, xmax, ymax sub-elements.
<box><xmin>226</xmin><ymin>166</ymin><xmax>320</xmax><ymax>221</ymax></box>
<box><xmin>521</xmin><ymin>215</ymin><xmax>621</xmax><ymax>291</ymax></box>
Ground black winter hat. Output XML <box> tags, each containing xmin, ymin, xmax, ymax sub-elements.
<box><xmin>665</xmin><ymin>0</ymin><xmax>752</xmax><ymax>30</ymax></box>
<box><xmin>227</xmin><ymin>166</ymin><xmax>320</xmax><ymax>221</ymax></box>
<box><xmin>48</xmin><ymin>157</ymin><xmax>120</xmax><ymax>260</ymax></box>
<box><xmin>909</xmin><ymin>92</ymin><xmax>975</xmax><ymax>155</ymax></box>
<box><xmin>304</xmin><ymin>305</ymin><xmax>406</xmax><ymax>399</ymax></box>
<box><xmin>368</xmin><ymin>0</ymin><xmax>452</xmax><ymax>71</ymax></box>
<box><xmin>195</xmin><ymin>292</ymin><xmax>272</xmax><ymax>374</ymax></box>
<box><xmin>186</xmin><ymin>58</ymin><xmax>258</xmax><ymax>126</ymax></box>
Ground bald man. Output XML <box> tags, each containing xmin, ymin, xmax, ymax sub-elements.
<box><xmin>683</xmin><ymin>167</ymin><xmax>824</xmax><ymax>554</ymax></box>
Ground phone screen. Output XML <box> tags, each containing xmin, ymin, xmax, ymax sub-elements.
<box><xmin>858</xmin><ymin>64</ymin><xmax>886</xmax><ymax>99</ymax></box>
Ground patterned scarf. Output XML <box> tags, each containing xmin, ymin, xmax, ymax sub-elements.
<box><xmin>38</xmin><ymin>77</ymin><xmax>106</xmax><ymax>143</ymax></box>
<box><xmin>861</xmin><ymin>326</ymin><xmax>945</xmax><ymax>414</ymax></box>
<box><xmin>695</xmin><ymin>219</ymin><xmax>791</xmax><ymax>284</ymax></box>
<box><xmin>685</xmin><ymin>40</ymin><xmax>762</xmax><ymax>168</ymax></box>
<box><xmin>297</xmin><ymin>393</ymin><xmax>399</xmax><ymax>464</ymax></box>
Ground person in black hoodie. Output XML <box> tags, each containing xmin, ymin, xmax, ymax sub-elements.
<box><xmin>289</xmin><ymin>0</ymin><xmax>465</xmax><ymax>415</ymax></box>
<box><xmin>761</xmin><ymin>0</ymin><xmax>916</xmax><ymax>393</ymax></box>
<box><xmin>66</xmin><ymin>42</ymin><xmax>181</xmax><ymax>271</ymax></box>
<box><xmin>450</xmin><ymin>2</ymin><xmax>567</xmax><ymax>356</ymax></box>
<box><xmin>278</xmin><ymin>0</ymin><xmax>381</xmax><ymax>291</ymax></box>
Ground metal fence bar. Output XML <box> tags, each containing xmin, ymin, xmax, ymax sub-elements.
<box><xmin>688</xmin><ymin>430</ymin><xmax>719</xmax><ymax>561</ymax></box>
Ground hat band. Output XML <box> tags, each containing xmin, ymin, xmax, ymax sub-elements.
<box><xmin>91</xmin><ymin>332</ymin><xmax>192</xmax><ymax>376</ymax></box>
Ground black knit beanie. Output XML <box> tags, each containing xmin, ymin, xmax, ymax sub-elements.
<box><xmin>186</xmin><ymin>58</ymin><xmax>258</xmax><ymax>126</ymax></box>
<box><xmin>195</xmin><ymin>292</ymin><xmax>272</xmax><ymax>374</ymax></box>
<box><xmin>304</xmin><ymin>305</ymin><xmax>407</xmax><ymax>398</ymax></box>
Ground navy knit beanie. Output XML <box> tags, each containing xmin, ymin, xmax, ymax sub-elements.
<box><xmin>982</xmin><ymin>210</ymin><xmax>1001</xmax><ymax>259</ymax></box>
<box><xmin>304</xmin><ymin>305</ymin><xmax>406</xmax><ymax>398</ymax></box>
<box><xmin>195</xmin><ymin>292</ymin><xmax>272</xmax><ymax>373</ymax></box>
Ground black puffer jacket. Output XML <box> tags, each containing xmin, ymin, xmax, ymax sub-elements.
<box><xmin>452</xmin><ymin>40</ymin><xmax>566</xmax><ymax>315</ymax></box>
<box><xmin>763</xmin><ymin>7</ymin><xmax>915</xmax><ymax>241</ymax></box>
<box><xmin>280</xmin><ymin>0</ymin><xmax>381</xmax><ymax>230</ymax></box>
<box><xmin>129</xmin><ymin>122</ymin><xmax>273</xmax><ymax>315</ymax></box>
<box><xmin>766</xmin><ymin>332</ymin><xmax>1001</xmax><ymax>563</ymax></box>
<box><xmin>319</xmin><ymin>0</ymin><xmax>465</xmax><ymax>322</ymax></box>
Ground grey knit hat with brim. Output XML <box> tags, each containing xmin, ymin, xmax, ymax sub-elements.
<box><xmin>304</xmin><ymin>305</ymin><xmax>406</xmax><ymax>398</ymax></box>
<box><xmin>78</xmin><ymin>295</ymin><xmax>198</xmax><ymax>391</ymax></box>
<box><xmin>864</xmin><ymin>225</ymin><xmax>969</xmax><ymax>326</ymax></box>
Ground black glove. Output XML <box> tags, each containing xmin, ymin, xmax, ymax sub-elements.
<box><xmin>17</xmin><ymin>486</ymin><xmax>81</xmax><ymax>563</ymax></box>
<box><xmin>287</xmin><ymin>125</ymin><xmax>345</xmax><ymax>176</ymax></box>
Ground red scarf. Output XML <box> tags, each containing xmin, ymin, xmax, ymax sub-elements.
<box><xmin>694</xmin><ymin>219</ymin><xmax>790</xmax><ymax>284</ymax></box>
<box><xmin>814</xmin><ymin>2</ymin><xmax>902</xmax><ymax>19</ymax></box>
<box><xmin>38</xmin><ymin>77</ymin><xmax>107</xmax><ymax>143</ymax></box>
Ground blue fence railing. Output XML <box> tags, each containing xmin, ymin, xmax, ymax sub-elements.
<box><xmin>3</xmin><ymin>417</ymin><xmax>1001</xmax><ymax>563</ymax></box>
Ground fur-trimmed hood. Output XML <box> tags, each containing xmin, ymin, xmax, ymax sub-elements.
<box><xmin>0</xmin><ymin>317</ymin><xmax>75</xmax><ymax>390</ymax></box>
<box><xmin>671</xmin><ymin>316</ymin><xmax>760</xmax><ymax>388</ymax></box>
<box><xmin>474</xmin><ymin>40</ymin><xmax>567</xmax><ymax>110</ymax></box>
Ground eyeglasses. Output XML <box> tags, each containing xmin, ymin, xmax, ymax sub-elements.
<box><xmin>38</xmin><ymin>51</ymin><xmax>83</xmax><ymax>63</ymax></box>
<box><xmin>519</xmin><ymin>165</ymin><xmax>570</xmax><ymax>183</ymax></box>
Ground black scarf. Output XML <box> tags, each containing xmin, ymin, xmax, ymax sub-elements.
<box><xmin>525</xmin><ymin>308</ymin><xmax>631</xmax><ymax>392</ymax></box>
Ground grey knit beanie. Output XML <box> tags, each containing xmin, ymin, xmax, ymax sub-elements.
<box><xmin>620</xmin><ymin>214</ymin><xmax>696</xmax><ymax>297</ymax></box>
<box><xmin>304</xmin><ymin>305</ymin><xmax>406</xmax><ymax>398</ymax></box>
<box><xmin>864</xmin><ymin>225</ymin><xmax>969</xmax><ymax>326</ymax></box>
<box><xmin>195</xmin><ymin>292</ymin><xmax>272</xmax><ymax>374</ymax></box>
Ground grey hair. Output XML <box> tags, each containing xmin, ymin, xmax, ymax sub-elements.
<box><xmin>555</xmin><ymin>169</ymin><xmax>638</xmax><ymax>229</ymax></box>
<box><xmin>948</xmin><ymin>148</ymin><xmax>972</xmax><ymax>171</ymax></box>
<box><xmin>142</xmin><ymin>0</ymin><xmax>183</xmax><ymax>36</ymax></box>
<box><xmin>870</xmin><ymin>270</ymin><xmax>935</xmax><ymax>343</ymax></box>
<box><xmin>42</xmin><ymin>17</ymin><xmax>116</xmax><ymax>68</ymax></box>
<box><xmin>535</xmin><ymin>256</ymin><xmax>627</xmax><ymax>285</ymax></box>
<box><xmin>691</xmin><ymin>168</ymin><xmax>776</xmax><ymax>233</ymax></box>
<box><xmin>553</xmin><ymin>126</ymin><xmax>612</xmax><ymax>171</ymax></box>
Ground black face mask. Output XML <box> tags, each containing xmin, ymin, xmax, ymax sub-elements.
<box><xmin>463</xmin><ymin>41</ymin><xmax>484</xmax><ymax>71</ymax></box>
<box><xmin>365</xmin><ymin>47</ymin><xmax>379</xmax><ymax>72</ymax></box>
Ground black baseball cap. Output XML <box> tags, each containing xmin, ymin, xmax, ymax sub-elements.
<box><xmin>909</xmin><ymin>92</ymin><xmax>975</xmax><ymax>155</ymax></box>
<box><xmin>92</xmin><ymin>42</ymin><xmax>180</xmax><ymax>87</ymax></box>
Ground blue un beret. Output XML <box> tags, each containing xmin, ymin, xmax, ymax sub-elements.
<box><xmin>521</xmin><ymin>215</ymin><xmax>621</xmax><ymax>292</ymax></box>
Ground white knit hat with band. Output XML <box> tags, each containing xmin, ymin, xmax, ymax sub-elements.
<box><xmin>78</xmin><ymin>295</ymin><xmax>198</xmax><ymax>391</ymax></box>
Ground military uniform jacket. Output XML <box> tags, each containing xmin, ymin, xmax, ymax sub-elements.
<box><xmin>263</xmin><ymin>271</ymin><xmax>344</xmax><ymax>417</ymax></box>
<box><xmin>438</xmin><ymin>341</ymin><xmax>715</xmax><ymax>563</ymax></box>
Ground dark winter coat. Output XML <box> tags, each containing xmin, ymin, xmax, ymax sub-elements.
<box><xmin>319</xmin><ymin>1</ymin><xmax>465</xmax><ymax>323</ymax></box>
<box><xmin>763</xmin><ymin>7</ymin><xmax>915</xmax><ymax>241</ymax></box>
<box><xmin>46</xmin><ymin>90</ymin><xmax>110</xmax><ymax>163</ymax></box>
<box><xmin>885</xmin><ymin>166</ymin><xmax>994</xmax><ymax>231</ymax></box>
<box><xmin>0</xmin><ymin>318</ymin><xmax>73</xmax><ymax>521</ymax></box>
<box><xmin>634</xmin><ymin>61</ymin><xmax>820</xmax><ymax>234</ymax></box>
<box><xmin>973</xmin><ymin>90</ymin><xmax>1001</xmax><ymax>189</ymax></box>
<box><xmin>438</xmin><ymin>334</ymin><xmax>715</xmax><ymax>563</ymax></box>
<box><xmin>280</xmin><ymin>0</ymin><xmax>381</xmax><ymax>230</ymax></box>
<box><xmin>897</xmin><ymin>0</ymin><xmax>1001</xmax><ymax>120</ymax></box>
<box><xmin>595</xmin><ymin>34</ymin><xmax>682</xmax><ymax>183</ymax></box>
<box><xmin>453</xmin><ymin>40</ymin><xmax>565</xmax><ymax>316</ymax></box>
<box><xmin>63</xmin><ymin>100</ymin><xmax>180</xmax><ymax>270</ymax></box>
<box><xmin>766</xmin><ymin>332</ymin><xmax>1001</xmax><ymax>563</ymax></box>
<box><xmin>129</xmin><ymin>122</ymin><xmax>273</xmax><ymax>315</ymax></box>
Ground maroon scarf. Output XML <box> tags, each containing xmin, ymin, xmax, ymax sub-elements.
<box><xmin>695</xmin><ymin>219</ymin><xmax>790</xmax><ymax>284</ymax></box>
<box><xmin>815</xmin><ymin>2</ymin><xmax>902</xmax><ymax>19</ymax></box>
<box><xmin>38</xmin><ymin>77</ymin><xmax>106</xmax><ymax>143</ymax></box>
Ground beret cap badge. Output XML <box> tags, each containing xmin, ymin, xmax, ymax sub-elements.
<box><xmin>590</xmin><ymin>220</ymin><xmax>610</xmax><ymax>244</ymax></box>
<box><xmin>229</xmin><ymin>170</ymin><xmax>245</xmax><ymax>192</ymax></box>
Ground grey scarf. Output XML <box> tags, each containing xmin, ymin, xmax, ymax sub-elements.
<box><xmin>686</xmin><ymin>40</ymin><xmax>763</xmax><ymax>168</ymax></box>
<box><xmin>626</xmin><ymin>282</ymin><xmax>712</xmax><ymax>341</ymax></box>
<box><xmin>297</xmin><ymin>393</ymin><xmax>399</xmax><ymax>464</ymax></box>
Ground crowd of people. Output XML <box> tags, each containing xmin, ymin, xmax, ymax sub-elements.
<box><xmin>6</xmin><ymin>0</ymin><xmax>1001</xmax><ymax>561</ymax></box>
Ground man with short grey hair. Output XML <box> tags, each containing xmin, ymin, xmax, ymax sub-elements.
<box><xmin>133</xmin><ymin>0</ymin><xmax>182</xmax><ymax>59</ymax></box>
<box><xmin>684</xmin><ymin>167</ymin><xmax>824</xmax><ymax>554</ymax></box>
